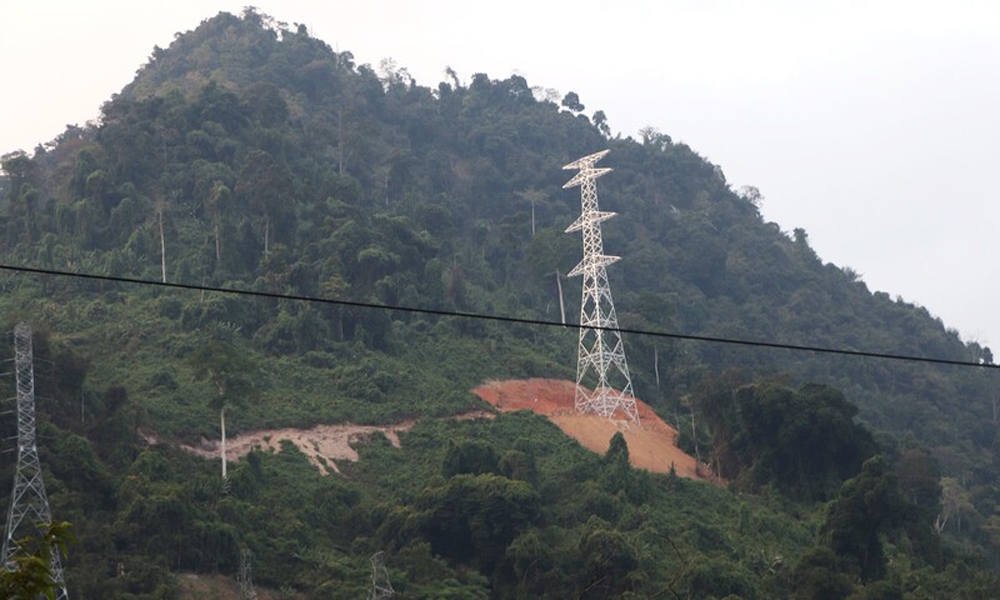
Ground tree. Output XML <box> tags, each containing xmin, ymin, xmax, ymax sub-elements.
<box><xmin>638</xmin><ymin>126</ymin><xmax>671</xmax><ymax>149</ymax></box>
<box><xmin>895</xmin><ymin>448</ymin><xmax>941</xmax><ymax>510</ymax></box>
<box><xmin>937</xmin><ymin>477</ymin><xmax>975</xmax><ymax>534</ymax></box>
<box><xmin>514</xmin><ymin>188</ymin><xmax>547</xmax><ymax>238</ymax></box>
<box><xmin>0</xmin><ymin>521</ymin><xmax>74</xmax><ymax>600</ymax></box>
<box><xmin>320</xmin><ymin>273</ymin><xmax>351</xmax><ymax>340</ymax></box>
<box><xmin>187</xmin><ymin>340</ymin><xmax>257</xmax><ymax>479</ymax></box>
<box><xmin>737</xmin><ymin>185</ymin><xmax>764</xmax><ymax>209</ymax></box>
<box><xmin>726</xmin><ymin>382</ymin><xmax>876</xmax><ymax>501</ymax></box>
<box><xmin>561</xmin><ymin>91</ymin><xmax>585</xmax><ymax>113</ymax></box>
<box><xmin>593</xmin><ymin>110</ymin><xmax>611</xmax><ymax>137</ymax></box>
<box><xmin>235</xmin><ymin>150</ymin><xmax>293</xmax><ymax>255</ymax></box>
<box><xmin>443</xmin><ymin>440</ymin><xmax>500</xmax><ymax>477</ymax></box>
<box><xmin>418</xmin><ymin>474</ymin><xmax>540</xmax><ymax>572</ymax></box>
<box><xmin>578</xmin><ymin>522</ymin><xmax>637</xmax><ymax>598</ymax></box>
<box><xmin>604</xmin><ymin>432</ymin><xmax>630</xmax><ymax>468</ymax></box>
<box><xmin>1</xmin><ymin>150</ymin><xmax>36</xmax><ymax>202</ymax></box>
<box><xmin>820</xmin><ymin>455</ymin><xmax>904</xmax><ymax>581</ymax></box>
<box><xmin>205</xmin><ymin>180</ymin><xmax>232</xmax><ymax>263</ymax></box>
<box><xmin>789</xmin><ymin>547</ymin><xmax>853</xmax><ymax>600</ymax></box>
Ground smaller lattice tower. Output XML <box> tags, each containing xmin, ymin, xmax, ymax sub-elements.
<box><xmin>563</xmin><ymin>150</ymin><xmax>639</xmax><ymax>424</ymax></box>
<box><xmin>2</xmin><ymin>323</ymin><xmax>68</xmax><ymax>598</ymax></box>
<box><xmin>367</xmin><ymin>551</ymin><xmax>395</xmax><ymax>600</ymax></box>
<box><xmin>238</xmin><ymin>548</ymin><xmax>259</xmax><ymax>600</ymax></box>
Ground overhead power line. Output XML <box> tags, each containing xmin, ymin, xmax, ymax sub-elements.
<box><xmin>0</xmin><ymin>262</ymin><xmax>996</xmax><ymax>371</ymax></box>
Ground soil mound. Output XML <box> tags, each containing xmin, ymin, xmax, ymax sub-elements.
<box><xmin>473</xmin><ymin>378</ymin><xmax>710</xmax><ymax>481</ymax></box>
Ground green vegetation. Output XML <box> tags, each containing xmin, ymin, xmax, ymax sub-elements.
<box><xmin>188</xmin><ymin>338</ymin><xmax>258</xmax><ymax>479</ymax></box>
<box><xmin>0</xmin><ymin>521</ymin><xmax>73</xmax><ymax>599</ymax></box>
<box><xmin>1</xmin><ymin>7</ymin><xmax>999</xmax><ymax>597</ymax></box>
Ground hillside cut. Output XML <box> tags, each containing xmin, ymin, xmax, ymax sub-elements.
<box><xmin>473</xmin><ymin>379</ymin><xmax>709</xmax><ymax>480</ymax></box>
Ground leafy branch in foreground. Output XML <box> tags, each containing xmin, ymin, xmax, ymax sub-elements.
<box><xmin>0</xmin><ymin>521</ymin><xmax>74</xmax><ymax>600</ymax></box>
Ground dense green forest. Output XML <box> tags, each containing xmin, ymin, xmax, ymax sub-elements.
<box><xmin>2</xmin><ymin>9</ymin><xmax>1000</xmax><ymax>598</ymax></box>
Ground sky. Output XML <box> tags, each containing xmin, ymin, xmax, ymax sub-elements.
<box><xmin>2</xmin><ymin>1</ymin><xmax>999</xmax><ymax>351</ymax></box>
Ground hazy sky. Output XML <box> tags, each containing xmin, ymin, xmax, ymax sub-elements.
<box><xmin>2</xmin><ymin>1</ymin><xmax>999</xmax><ymax>351</ymax></box>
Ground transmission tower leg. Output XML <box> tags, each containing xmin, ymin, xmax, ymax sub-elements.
<box><xmin>368</xmin><ymin>551</ymin><xmax>395</xmax><ymax>600</ymax></box>
<box><xmin>238</xmin><ymin>548</ymin><xmax>259</xmax><ymax>600</ymax></box>
<box><xmin>2</xmin><ymin>323</ymin><xmax>69</xmax><ymax>598</ymax></box>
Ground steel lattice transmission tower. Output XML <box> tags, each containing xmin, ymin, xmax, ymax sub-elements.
<box><xmin>2</xmin><ymin>323</ymin><xmax>68</xmax><ymax>598</ymax></box>
<box><xmin>563</xmin><ymin>150</ymin><xmax>639</xmax><ymax>424</ymax></box>
<box><xmin>367</xmin><ymin>551</ymin><xmax>394</xmax><ymax>600</ymax></box>
<box><xmin>238</xmin><ymin>548</ymin><xmax>259</xmax><ymax>600</ymax></box>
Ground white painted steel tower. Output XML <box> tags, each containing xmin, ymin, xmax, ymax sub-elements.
<box><xmin>238</xmin><ymin>548</ymin><xmax>259</xmax><ymax>600</ymax></box>
<box><xmin>563</xmin><ymin>150</ymin><xmax>639</xmax><ymax>424</ymax></box>
<box><xmin>2</xmin><ymin>323</ymin><xmax>68</xmax><ymax>598</ymax></box>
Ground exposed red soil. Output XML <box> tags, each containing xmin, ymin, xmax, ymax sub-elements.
<box><xmin>473</xmin><ymin>378</ymin><xmax>712</xmax><ymax>481</ymax></box>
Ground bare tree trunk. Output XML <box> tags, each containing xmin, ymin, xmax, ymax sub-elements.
<box><xmin>338</xmin><ymin>106</ymin><xmax>345</xmax><ymax>176</ymax></box>
<box><xmin>654</xmin><ymin>346</ymin><xmax>661</xmax><ymax>389</ymax></box>
<box><xmin>220</xmin><ymin>405</ymin><xmax>228</xmax><ymax>480</ymax></box>
<box><xmin>690</xmin><ymin>404</ymin><xmax>701</xmax><ymax>464</ymax></box>
<box><xmin>935</xmin><ymin>512</ymin><xmax>948</xmax><ymax>533</ymax></box>
<box><xmin>159</xmin><ymin>209</ymin><xmax>167</xmax><ymax>283</ymax></box>
<box><xmin>530</xmin><ymin>199</ymin><xmax>536</xmax><ymax>238</ymax></box>
<box><xmin>555</xmin><ymin>270</ymin><xmax>566</xmax><ymax>325</ymax></box>
<box><xmin>214</xmin><ymin>221</ymin><xmax>221</xmax><ymax>263</ymax></box>
<box><xmin>264</xmin><ymin>218</ymin><xmax>270</xmax><ymax>255</ymax></box>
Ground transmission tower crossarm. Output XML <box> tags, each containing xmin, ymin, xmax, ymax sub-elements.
<box><xmin>563</xmin><ymin>167</ymin><xmax>613</xmax><ymax>189</ymax></box>
<box><xmin>562</xmin><ymin>149</ymin><xmax>611</xmax><ymax>170</ymax></box>
<box><xmin>564</xmin><ymin>210</ymin><xmax>618</xmax><ymax>233</ymax></box>
<box><xmin>566</xmin><ymin>254</ymin><xmax>621</xmax><ymax>278</ymax></box>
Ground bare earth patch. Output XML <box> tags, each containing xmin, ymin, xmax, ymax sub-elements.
<box><xmin>178</xmin><ymin>573</ymin><xmax>305</xmax><ymax>600</ymax></box>
<box><xmin>178</xmin><ymin>422</ymin><xmax>413</xmax><ymax>475</ymax></box>
<box><xmin>473</xmin><ymin>378</ymin><xmax>714</xmax><ymax>481</ymax></box>
<box><xmin>166</xmin><ymin>380</ymin><xmax>708</xmax><ymax>482</ymax></box>
<box><xmin>172</xmin><ymin>410</ymin><xmax>495</xmax><ymax>476</ymax></box>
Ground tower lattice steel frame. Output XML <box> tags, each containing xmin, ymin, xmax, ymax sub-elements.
<box><xmin>2</xmin><ymin>323</ymin><xmax>68</xmax><ymax>598</ymax></box>
<box><xmin>367</xmin><ymin>551</ymin><xmax>394</xmax><ymax>600</ymax></box>
<box><xmin>563</xmin><ymin>150</ymin><xmax>639</xmax><ymax>424</ymax></box>
<box><xmin>238</xmin><ymin>548</ymin><xmax>259</xmax><ymax>600</ymax></box>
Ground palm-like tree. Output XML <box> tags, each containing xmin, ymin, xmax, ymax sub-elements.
<box><xmin>188</xmin><ymin>340</ymin><xmax>256</xmax><ymax>479</ymax></box>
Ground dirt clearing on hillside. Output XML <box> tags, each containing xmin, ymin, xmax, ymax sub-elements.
<box><xmin>169</xmin><ymin>379</ymin><xmax>709</xmax><ymax>482</ymax></box>
<box><xmin>173</xmin><ymin>410</ymin><xmax>495</xmax><ymax>475</ymax></box>
<box><xmin>178</xmin><ymin>422</ymin><xmax>412</xmax><ymax>475</ymax></box>
<box><xmin>473</xmin><ymin>379</ymin><xmax>712</xmax><ymax>481</ymax></box>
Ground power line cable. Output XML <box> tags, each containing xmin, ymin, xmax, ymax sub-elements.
<box><xmin>0</xmin><ymin>262</ymin><xmax>996</xmax><ymax>371</ymax></box>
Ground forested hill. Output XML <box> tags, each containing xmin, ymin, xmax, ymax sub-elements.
<box><xmin>2</xmin><ymin>8</ymin><xmax>1000</xmax><ymax>598</ymax></box>
<box><xmin>6</xmin><ymin>8</ymin><xmax>992</xmax><ymax>442</ymax></box>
